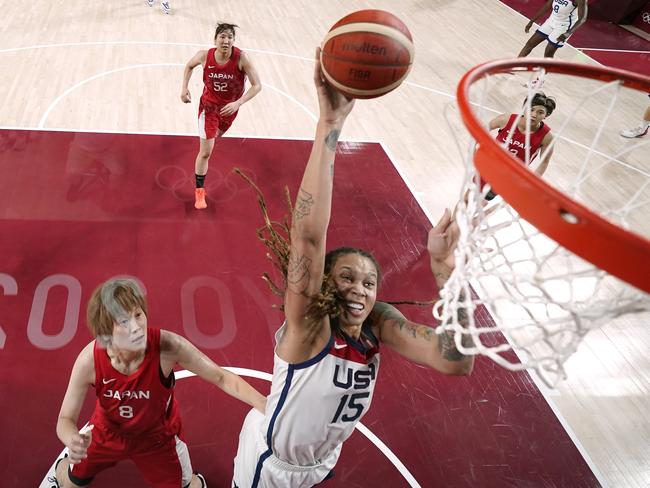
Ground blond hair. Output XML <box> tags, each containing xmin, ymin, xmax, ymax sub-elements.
<box><xmin>86</xmin><ymin>279</ymin><xmax>147</xmax><ymax>338</ymax></box>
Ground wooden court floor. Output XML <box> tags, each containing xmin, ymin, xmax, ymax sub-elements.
<box><xmin>1</xmin><ymin>1</ymin><xmax>649</xmax><ymax>487</ymax></box>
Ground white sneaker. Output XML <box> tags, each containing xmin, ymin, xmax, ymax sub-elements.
<box><xmin>146</xmin><ymin>0</ymin><xmax>154</xmax><ymax>6</ymax></box>
<box><xmin>522</xmin><ymin>76</ymin><xmax>545</xmax><ymax>91</ymax></box>
<box><xmin>161</xmin><ymin>1</ymin><xmax>170</xmax><ymax>13</ymax></box>
<box><xmin>620</xmin><ymin>124</ymin><xmax>649</xmax><ymax>138</ymax></box>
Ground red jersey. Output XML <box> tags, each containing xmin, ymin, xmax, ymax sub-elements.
<box><xmin>201</xmin><ymin>46</ymin><xmax>247</xmax><ymax>105</ymax></box>
<box><xmin>495</xmin><ymin>114</ymin><xmax>551</xmax><ymax>165</ymax></box>
<box><xmin>90</xmin><ymin>327</ymin><xmax>182</xmax><ymax>437</ymax></box>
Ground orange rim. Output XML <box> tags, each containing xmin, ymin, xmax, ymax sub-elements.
<box><xmin>457</xmin><ymin>58</ymin><xmax>650</xmax><ymax>294</ymax></box>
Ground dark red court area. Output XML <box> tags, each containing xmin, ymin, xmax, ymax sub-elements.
<box><xmin>0</xmin><ymin>129</ymin><xmax>599</xmax><ymax>487</ymax></box>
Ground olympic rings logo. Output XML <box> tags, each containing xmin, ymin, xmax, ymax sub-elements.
<box><xmin>155</xmin><ymin>165</ymin><xmax>257</xmax><ymax>203</ymax></box>
<box><xmin>642</xmin><ymin>12</ymin><xmax>650</xmax><ymax>24</ymax></box>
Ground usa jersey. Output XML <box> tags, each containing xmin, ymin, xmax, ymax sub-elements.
<box><xmin>91</xmin><ymin>327</ymin><xmax>182</xmax><ymax>437</ymax></box>
<box><xmin>261</xmin><ymin>319</ymin><xmax>380</xmax><ymax>466</ymax></box>
<box><xmin>496</xmin><ymin>114</ymin><xmax>551</xmax><ymax>165</ymax></box>
<box><xmin>201</xmin><ymin>46</ymin><xmax>246</xmax><ymax>105</ymax></box>
<box><xmin>549</xmin><ymin>0</ymin><xmax>578</xmax><ymax>24</ymax></box>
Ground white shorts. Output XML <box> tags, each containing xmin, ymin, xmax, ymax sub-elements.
<box><xmin>536</xmin><ymin>17</ymin><xmax>573</xmax><ymax>47</ymax></box>
<box><xmin>232</xmin><ymin>409</ymin><xmax>339</xmax><ymax>488</ymax></box>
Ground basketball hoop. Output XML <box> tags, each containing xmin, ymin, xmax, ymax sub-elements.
<box><xmin>435</xmin><ymin>58</ymin><xmax>650</xmax><ymax>386</ymax></box>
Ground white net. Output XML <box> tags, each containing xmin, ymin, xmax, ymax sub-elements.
<box><xmin>434</xmin><ymin>60</ymin><xmax>650</xmax><ymax>387</ymax></box>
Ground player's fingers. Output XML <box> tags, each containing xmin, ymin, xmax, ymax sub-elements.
<box><xmin>314</xmin><ymin>47</ymin><xmax>324</xmax><ymax>87</ymax></box>
<box><xmin>432</xmin><ymin>208</ymin><xmax>452</xmax><ymax>234</ymax></box>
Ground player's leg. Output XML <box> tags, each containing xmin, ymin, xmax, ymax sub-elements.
<box><xmin>544</xmin><ymin>22</ymin><xmax>571</xmax><ymax>58</ymax></box>
<box><xmin>543</xmin><ymin>41</ymin><xmax>560</xmax><ymax>58</ymax></box>
<box><xmin>132</xmin><ymin>434</ymin><xmax>206</xmax><ymax>488</ymax></box>
<box><xmin>54</xmin><ymin>457</ymin><xmax>85</xmax><ymax>488</ymax></box>
<box><xmin>54</xmin><ymin>428</ymin><xmax>122</xmax><ymax>487</ymax></box>
<box><xmin>519</xmin><ymin>17</ymin><xmax>554</xmax><ymax>57</ymax></box>
<box><xmin>194</xmin><ymin>136</ymin><xmax>215</xmax><ymax>209</ymax></box>
<box><xmin>518</xmin><ymin>32</ymin><xmax>546</xmax><ymax>57</ymax></box>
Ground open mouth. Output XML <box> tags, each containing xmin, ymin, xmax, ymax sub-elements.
<box><xmin>345</xmin><ymin>301</ymin><xmax>364</xmax><ymax>317</ymax></box>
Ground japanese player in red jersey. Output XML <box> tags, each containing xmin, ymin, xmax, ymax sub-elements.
<box><xmin>181</xmin><ymin>23</ymin><xmax>262</xmax><ymax>210</ymax></box>
<box><xmin>54</xmin><ymin>279</ymin><xmax>266</xmax><ymax>487</ymax></box>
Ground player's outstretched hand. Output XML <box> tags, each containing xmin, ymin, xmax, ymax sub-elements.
<box><xmin>427</xmin><ymin>208</ymin><xmax>460</xmax><ymax>270</ymax></box>
<box><xmin>314</xmin><ymin>47</ymin><xmax>355</xmax><ymax>125</ymax></box>
<box><xmin>524</xmin><ymin>21</ymin><xmax>533</xmax><ymax>34</ymax></box>
<box><xmin>67</xmin><ymin>425</ymin><xmax>93</xmax><ymax>464</ymax></box>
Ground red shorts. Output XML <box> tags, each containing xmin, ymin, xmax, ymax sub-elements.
<box><xmin>198</xmin><ymin>98</ymin><xmax>238</xmax><ymax>140</ymax></box>
<box><xmin>67</xmin><ymin>424</ymin><xmax>193</xmax><ymax>487</ymax></box>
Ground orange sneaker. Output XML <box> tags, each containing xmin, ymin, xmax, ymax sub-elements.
<box><xmin>194</xmin><ymin>188</ymin><xmax>207</xmax><ymax>209</ymax></box>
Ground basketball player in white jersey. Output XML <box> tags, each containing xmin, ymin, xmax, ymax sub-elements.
<box><xmin>518</xmin><ymin>0</ymin><xmax>588</xmax><ymax>58</ymax></box>
<box><xmin>231</xmin><ymin>49</ymin><xmax>474</xmax><ymax>488</ymax></box>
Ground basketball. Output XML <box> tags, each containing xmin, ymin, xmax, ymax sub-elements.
<box><xmin>320</xmin><ymin>10</ymin><xmax>414</xmax><ymax>99</ymax></box>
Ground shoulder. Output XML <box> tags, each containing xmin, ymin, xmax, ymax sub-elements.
<box><xmin>72</xmin><ymin>341</ymin><xmax>96</xmax><ymax>384</ymax></box>
<box><xmin>490</xmin><ymin>113</ymin><xmax>510</xmax><ymax>130</ymax></box>
<box><xmin>159</xmin><ymin>329</ymin><xmax>182</xmax><ymax>354</ymax></box>
<box><xmin>78</xmin><ymin>341</ymin><xmax>95</xmax><ymax>363</ymax></box>
<box><xmin>238</xmin><ymin>50</ymin><xmax>252</xmax><ymax>68</ymax></box>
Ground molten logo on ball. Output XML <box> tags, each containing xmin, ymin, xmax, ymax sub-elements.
<box><xmin>321</xmin><ymin>9</ymin><xmax>415</xmax><ymax>99</ymax></box>
<box><xmin>342</xmin><ymin>42</ymin><xmax>387</xmax><ymax>56</ymax></box>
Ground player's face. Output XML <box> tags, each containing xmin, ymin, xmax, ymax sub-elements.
<box><xmin>526</xmin><ymin>105</ymin><xmax>548</xmax><ymax>127</ymax></box>
<box><xmin>330</xmin><ymin>254</ymin><xmax>378</xmax><ymax>327</ymax></box>
<box><xmin>214</xmin><ymin>31</ymin><xmax>235</xmax><ymax>53</ymax></box>
<box><xmin>111</xmin><ymin>307</ymin><xmax>147</xmax><ymax>351</ymax></box>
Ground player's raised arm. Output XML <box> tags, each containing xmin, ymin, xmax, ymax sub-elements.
<box><xmin>282</xmin><ymin>49</ymin><xmax>355</xmax><ymax>350</ymax></box>
<box><xmin>371</xmin><ymin>209</ymin><xmax>474</xmax><ymax>375</ymax></box>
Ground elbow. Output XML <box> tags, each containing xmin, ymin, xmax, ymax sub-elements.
<box><xmin>437</xmin><ymin>358</ymin><xmax>474</xmax><ymax>376</ymax></box>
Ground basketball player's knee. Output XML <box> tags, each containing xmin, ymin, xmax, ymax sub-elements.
<box><xmin>55</xmin><ymin>460</ymin><xmax>83</xmax><ymax>488</ymax></box>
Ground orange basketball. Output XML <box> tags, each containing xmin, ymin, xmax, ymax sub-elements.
<box><xmin>320</xmin><ymin>10</ymin><xmax>414</xmax><ymax>99</ymax></box>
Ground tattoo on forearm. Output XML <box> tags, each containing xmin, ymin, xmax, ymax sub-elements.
<box><xmin>438</xmin><ymin>303</ymin><xmax>473</xmax><ymax>361</ymax></box>
<box><xmin>287</xmin><ymin>246</ymin><xmax>312</xmax><ymax>293</ymax></box>
<box><xmin>438</xmin><ymin>331</ymin><xmax>466</xmax><ymax>361</ymax></box>
<box><xmin>293</xmin><ymin>188</ymin><xmax>314</xmax><ymax>221</ymax></box>
<box><xmin>325</xmin><ymin>129</ymin><xmax>340</xmax><ymax>152</ymax></box>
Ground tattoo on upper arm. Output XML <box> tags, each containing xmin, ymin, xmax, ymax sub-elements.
<box><xmin>438</xmin><ymin>304</ymin><xmax>473</xmax><ymax>361</ymax></box>
<box><xmin>375</xmin><ymin>302</ymin><xmax>434</xmax><ymax>342</ymax></box>
<box><xmin>287</xmin><ymin>246</ymin><xmax>312</xmax><ymax>292</ymax></box>
<box><xmin>325</xmin><ymin>129</ymin><xmax>340</xmax><ymax>152</ymax></box>
<box><xmin>293</xmin><ymin>188</ymin><xmax>314</xmax><ymax>221</ymax></box>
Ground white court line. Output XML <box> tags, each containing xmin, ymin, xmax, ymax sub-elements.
<box><xmin>0</xmin><ymin>41</ymin><xmax>314</xmax><ymax>62</ymax></box>
<box><xmin>40</xmin><ymin>368</ymin><xmax>421</xmax><ymax>488</ymax></box>
<box><xmin>0</xmin><ymin>125</ymin><xmax>381</xmax><ymax>144</ymax></box>
<box><xmin>37</xmin><ymin>64</ymin><xmax>317</xmax><ymax>128</ymax></box>
<box><xmin>578</xmin><ymin>47</ymin><xmax>650</xmax><ymax>54</ymax></box>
